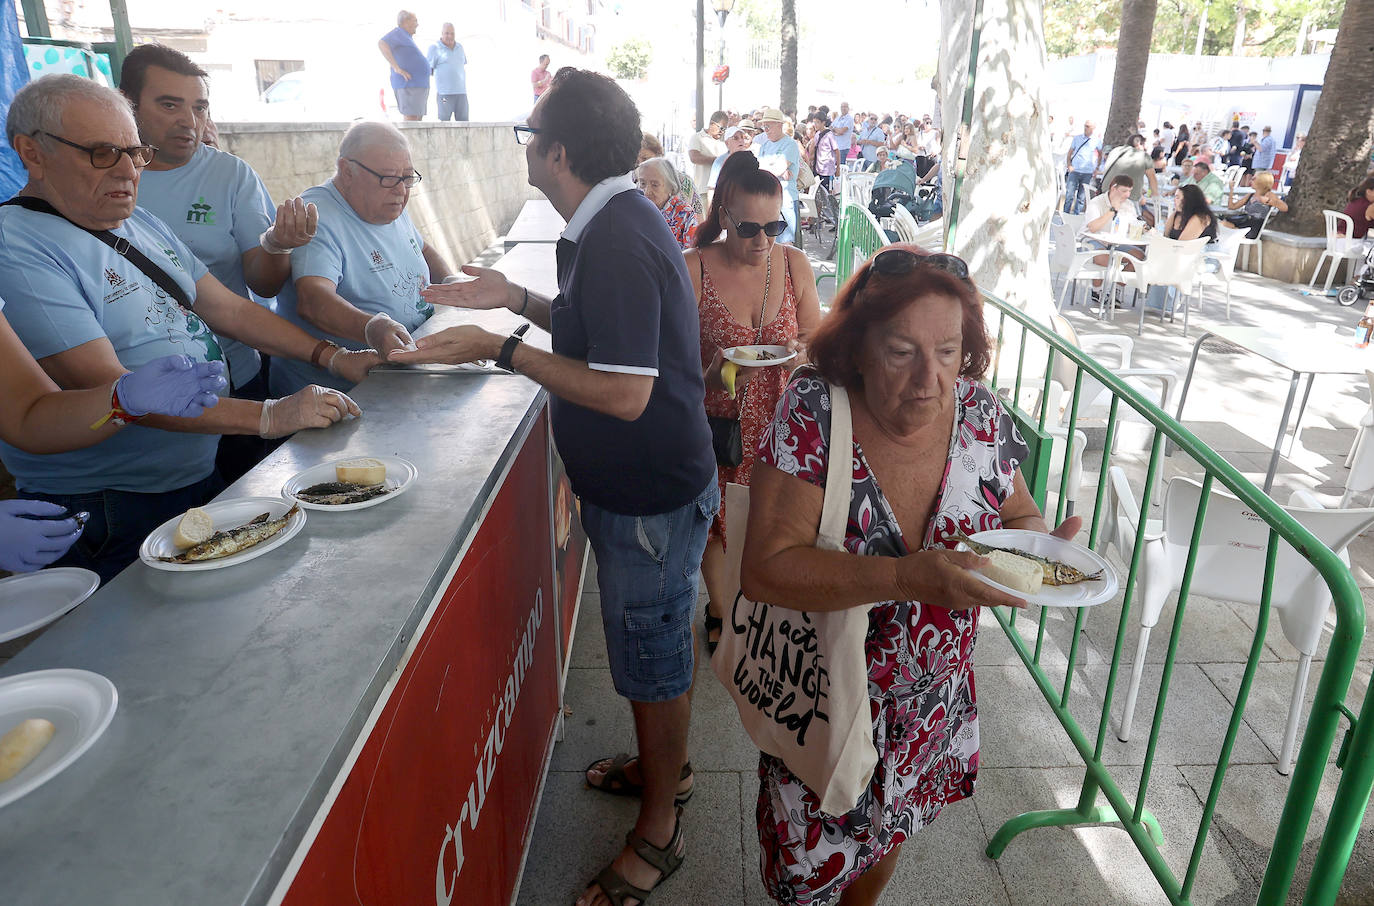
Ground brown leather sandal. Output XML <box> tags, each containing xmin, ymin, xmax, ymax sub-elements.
<box><xmin>583</xmin><ymin>809</ymin><xmax>685</xmax><ymax>906</ymax></box>
<box><xmin>584</xmin><ymin>753</ymin><xmax>694</xmax><ymax>806</ymax></box>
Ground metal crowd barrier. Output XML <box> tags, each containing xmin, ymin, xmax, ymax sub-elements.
<box><xmin>828</xmin><ymin>206</ymin><xmax>1373</xmax><ymax>904</ymax></box>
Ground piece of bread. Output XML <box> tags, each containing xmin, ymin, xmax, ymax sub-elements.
<box><xmin>172</xmin><ymin>507</ymin><xmax>215</xmax><ymax>549</ymax></box>
<box><xmin>980</xmin><ymin>549</ymin><xmax>1044</xmax><ymax>595</ymax></box>
<box><xmin>0</xmin><ymin>718</ymin><xmax>56</xmax><ymax>782</ymax></box>
<box><xmin>335</xmin><ymin>458</ymin><xmax>387</xmax><ymax>485</ymax></box>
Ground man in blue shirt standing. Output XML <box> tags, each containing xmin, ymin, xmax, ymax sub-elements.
<box><xmin>391</xmin><ymin>68</ymin><xmax>717</xmax><ymax>906</ymax></box>
<box><xmin>1252</xmin><ymin>125</ymin><xmax>1278</xmax><ymax>174</ymax></box>
<box><xmin>378</xmin><ymin>10</ymin><xmax>429</xmax><ymax>121</ymax></box>
<box><xmin>752</xmin><ymin>106</ymin><xmax>802</xmax><ymax>244</ymax></box>
<box><xmin>427</xmin><ymin>22</ymin><xmax>468</xmax><ymax>122</ymax></box>
<box><xmin>1063</xmin><ymin>119</ymin><xmax>1102</xmax><ymax>214</ymax></box>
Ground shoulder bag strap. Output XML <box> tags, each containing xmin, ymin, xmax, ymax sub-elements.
<box><xmin>1</xmin><ymin>196</ymin><xmax>193</xmax><ymax>309</ymax></box>
<box><xmin>1069</xmin><ymin>136</ymin><xmax>1091</xmax><ymax>164</ymax></box>
<box><xmin>817</xmin><ymin>383</ymin><xmax>852</xmax><ymax>550</ymax></box>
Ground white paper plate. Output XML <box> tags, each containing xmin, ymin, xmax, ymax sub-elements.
<box><xmin>0</xmin><ymin>568</ymin><xmax>100</xmax><ymax>643</ymax></box>
<box><xmin>0</xmin><ymin>668</ymin><xmax>117</xmax><ymax>809</ymax></box>
<box><xmin>139</xmin><ymin>497</ymin><xmax>306</xmax><ymax>572</ymax></box>
<box><xmin>281</xmin><ymin>456</ymin><xmax>418</xmax><ymax>511</ymax></box>
<box><xmin>957</xmin><ymin>529</ymin><xmax>1119</xmax><ymax>608</ymax></box>
<box><xmin>723</xmin><ymin>345</ymin><xmax>798</xmax><ymax>367</ymax></box>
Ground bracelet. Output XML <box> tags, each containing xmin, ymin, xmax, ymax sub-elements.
<box><xmin>495</xmin><ymin>323</ymin><xmax>531</xmax><ymax>372</ymax></box>
<box><xmin>517</xmin><ymin>287</ymin><xmax>530</xmax><ymax>317</ymax></box>
<box><xmin>310</xmin><ymin>339</ymin><xmax>341</xmax><ymax>367</ymax></box>
<box><xmin>89</xmin><ymin>379</ymin><xmax>145</xmax><ymax>430</ymax></box>
<box><xmin>259</xmin><ymin>229</ymin><xmax>291</xmax><ymax>255</ymax></box>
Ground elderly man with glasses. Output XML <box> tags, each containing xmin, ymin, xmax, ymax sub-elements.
<box><xmin>270</xmin><ymin>121</ymin><xmax>456</xmax><ymax>397</ymax></box>
<box><xmin>0</xmin><ymin>75</ymin><xmax>377</xmax><ymax>582</ymax></box>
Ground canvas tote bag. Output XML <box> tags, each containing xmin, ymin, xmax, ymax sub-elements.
<box><xmin>710</xmin><ymin>383</ymin><xmax>879</xmax><ymax>816</ymax></box>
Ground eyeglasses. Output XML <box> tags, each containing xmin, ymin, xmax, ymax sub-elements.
<box><xmin>513</xmin><ymin>125</ymin><xmax>542</xmax><ymax>145</ymax></box>
<box><xmin>851</xmin><ymin>248</ymin><xmax>971</xmax><ymax>298</ymax></box>
<box><xmin>39</xmin><ymin>132</ymin><xmax>157</xmax><ymax>169</ymax></box>
<box><xmin>347</xmin><ymin>158</ymin><xmax>422</xmax><ymax>188</ymax></box>
<box><xmin>721</xmin><ymin>206</ymin><xmax>786</xmax><ymax>239</ymax></box>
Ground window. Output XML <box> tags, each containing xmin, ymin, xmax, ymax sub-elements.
<box><xmin>254</xmin><ymin>59</ymin><xmax>304</xmax><ymax>97</ymax></box>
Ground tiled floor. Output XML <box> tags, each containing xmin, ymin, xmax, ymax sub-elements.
<box><xmin>516</xmin><ymin>260</ymin><xmax>1374</xmax><ymax>904</ymax></box>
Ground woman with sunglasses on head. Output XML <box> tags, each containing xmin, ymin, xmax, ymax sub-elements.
<box><xmin>740</xmin><ymin>245</ymin><xmax>1078</xmax><ymax>905</ymax></box>
<box><xmin>687</xmin><ymin>150</ymin><xmax>822</xmax><ymax>656</ymax></box>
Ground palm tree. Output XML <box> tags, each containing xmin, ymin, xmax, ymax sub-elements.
<box><xmin>780</xmin><ymin>0</ymin><xmax>797</xmax><ymax>118</ymax></box>
<box><xmin>1103</xmin><ymin>0</ymin><xmax>1159</xmax><ymax>147</ymax></box>
<box><xmin>1273</xmin><ymin>0</ymin><xmax>1374</xmax><ymax>237</ymax></box>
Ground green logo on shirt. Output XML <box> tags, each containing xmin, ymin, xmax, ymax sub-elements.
<box><xmin>186</xmin><ymin>196</ymin><xmax>216</xmax><ymax>226</ymax></box>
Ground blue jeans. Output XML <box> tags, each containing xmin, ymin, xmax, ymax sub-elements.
<box><xmin>580</xmin><ymin>481</ymin><xmax>719</xmax><ymax>702</ymax></box>
<box><xmin>780</xmin><ymin>195</ymin><xmax>798</xmax><ymax>246</ymax></box>
<box><xmin>19</xmin><ymin>472</ymin><xmax>225</xmax><ymax>585</ymax></box>
<box><xmin>1064</xmin><ymin>170</ymin><xmax>1092</xmax><ymax>214</ymax></box>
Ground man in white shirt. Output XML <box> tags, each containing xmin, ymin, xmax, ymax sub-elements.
<box><xmin>686</xmin><ymin>110</ymin><xmax>727</xmax><ymax>194</ymax></box>
<box><xmin>830</xmin><ymin>101</ymin><xmax>853</xmax><ymax>164</ymax></box>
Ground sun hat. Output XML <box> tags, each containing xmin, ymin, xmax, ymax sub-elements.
<box><xmin>756</xmin><ymin>106</ymin><xmax>787</xmax><ymax>124</ymax></box>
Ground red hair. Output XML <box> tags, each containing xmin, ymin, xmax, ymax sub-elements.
<box><xmin>807</xmin><ymin>243</ymin><xmax>990</xmax><ymax>389</ymax></box>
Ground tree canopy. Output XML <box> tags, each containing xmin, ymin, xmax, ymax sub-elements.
<box><xmin>1043</xmin><ymin>0</ymin><xmax>1345</xmax><ymax>57</ymax></box>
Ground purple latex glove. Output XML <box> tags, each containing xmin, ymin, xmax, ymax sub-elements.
<box><xmin>0</xmin><ymin>500</ymin><xmax>82</xmax><ymax>573</ymax></box>
<box><xmin>115</xmin><ymin>355</ymin><xmax>228</xmax><ymax>418</ymax></box>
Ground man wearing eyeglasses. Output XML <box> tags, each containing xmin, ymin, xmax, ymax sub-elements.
<box><xmin>0</xmin><ymin>75</ymin><xmax>378</xmax><ymax>582</ymax></box>
<box><xmin>269</xmin><ymin>121</ymin><xmax>455</xmax><ymax>398</ymax></box>
<box><xmin>391</xmin><ymin>69</ymin><xmax>717</xmax><ymax>906</ymax></box>
<box><xmin>119</xmin><ymin>44</ymin><xmax>319</xmax><ymax>482</ymax></box>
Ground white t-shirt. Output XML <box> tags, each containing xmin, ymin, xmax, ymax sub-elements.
<box><xmin>1082</xmin><ymin>194</ymin><xmax>1139</xmax><ymax>236</ymax></box>
<box><xmin>686</xmin><ymin>129</ymin><xmax>726</xmax><ymax>192</ymax></box>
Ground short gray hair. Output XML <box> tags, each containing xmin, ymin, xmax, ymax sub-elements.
<box><xmin>396</xmin><ymin>9</ymin><xmax>413</xmax><ymax>25</ymax></box>
<box><xmin>636</xmin><ymin>156</ymin><xmax>678</xmax><ymax>191</ymax></box>
<box><xmin>6</xmin><ymin>74</ymin><xmax>133</xmax><ymax>151</ymax></box>
<box><xmin>338</xmin><ymin>121</ymin><xmax>409</xmax><ymax>160</ymax></box>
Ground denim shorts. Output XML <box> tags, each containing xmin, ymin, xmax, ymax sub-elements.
<box><xmin>580</xmin><ymin>481</ymin><xmax>720</xmax><ymax>703</ymax></box>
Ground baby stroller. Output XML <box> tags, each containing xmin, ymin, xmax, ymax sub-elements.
<box><xmin>1337</xmin><ymin>242</ymin><xmax>1374</xmax><ymax>307</ymax></box>
<box><xmin>868</xmin><ymin>160</ymin><xmax>919</xmax><ymax>220</ymax></box>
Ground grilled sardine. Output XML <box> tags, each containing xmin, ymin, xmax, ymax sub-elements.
<box><xmin>294</xmin><ymin>481</ymin><xmax>391</xmax><ymax>506</ymax></box>
<box><xmin>160</xmin><ymin>505</ymin><xmax>298</xmax><ymax>562</ymax></box>
<box><xmin>954</xmin><ymin>532</ymin><xmax>1102</xmax><ymax>586</ymax></box>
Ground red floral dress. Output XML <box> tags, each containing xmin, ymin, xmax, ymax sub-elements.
<box><xmin>699</xmin><ymin>250</ymin><xmax>799</xmax><ymax>546</ymax></box>
<box><xmin>662</xmin><ymin>194</ymin><xmax>699</xmax><ymax>249</ymax></box>
<box><xmin>753</xmin><ymin>370</ymin><xmax>1029</xmax><ymax>904</ymax></box>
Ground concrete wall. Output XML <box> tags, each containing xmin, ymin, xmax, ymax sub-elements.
<box><xmin>216</xmin><ymin>122</ymin><xmax>540</xmax><ymax>269</ymax></box>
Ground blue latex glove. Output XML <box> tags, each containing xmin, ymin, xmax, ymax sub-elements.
<box><xmin>0</xmin><ymin>500</ymin><xmax>83</xmax><ymax>573</ymax></box>
<box><xmin>115</xmin><ymin>355</ymin><xmax>227</xmax><ymax>418</ymax></box>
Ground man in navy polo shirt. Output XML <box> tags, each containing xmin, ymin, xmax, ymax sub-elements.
<box><xmin>391</xmin><ymin>67</ymin><xmax>716</xmax><ymax>906</ymax></box>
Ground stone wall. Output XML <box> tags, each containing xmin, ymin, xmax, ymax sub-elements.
<box><xmin>216</xmin><ymin>122</ymin><xmax>539</xmax><ymax>269</ymax></box>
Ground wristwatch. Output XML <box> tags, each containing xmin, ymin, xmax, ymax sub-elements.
<box><xmin>495</xmin><ymin>323</ymin><xmax>531</xmax><ymax>372</ymax></box>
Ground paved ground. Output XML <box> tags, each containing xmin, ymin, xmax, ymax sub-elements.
<box><xmin>517</xmin><ymin>249</ymin><xmax>1374</xmax><ymax>904</ymax></box>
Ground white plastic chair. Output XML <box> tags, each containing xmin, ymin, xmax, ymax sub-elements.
<box><xmin>1309</xmin><ymin>211</ymin><xmax>1364</xmax><ymax>292</ymax></box>
<box><xmin>1341</xmin><ymin>371</ymin><xmax>1374</xmax><ymax>507</ymax></box>
<box><xmin>889</xmin><ymin>203</ymin><xmax>919</xmax><ymax>243</ymax></box>
<box><xmin>1109</xmin><ymin>235</ymin><xmax>1209</xmax><ymax>335</ymax></box>
<box><xmin>1199</xmin><ymin>228</ymin><xmax>1247</xmax><ymax>320</ymax></box>
<box><xmin>1058</xmin><ymin>211</ymin><xmax>1086</xmax><ymax>236</ymax></box>
<box><xmin>1051</xmin><ymin>220</ymin><xmax>1109</xmax><ymax>311</ymax></box>
<box><xmin>1236</xmin><ymin>205</ymin><xmax>1275</xmax><ymax>274</ymax></box>
<box><xmin>1101</xmin><ymin>467</ymin><xmax>1374</xmax><ymax>774</ymax></box>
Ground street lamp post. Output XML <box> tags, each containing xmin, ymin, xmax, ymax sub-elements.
<box><xmin>713</xmin><ymin>0</ymin><xmax>734</xmax><ymax>112</ymax></box>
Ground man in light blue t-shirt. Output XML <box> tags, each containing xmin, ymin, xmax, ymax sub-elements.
<box><xmin>831</xmin><ymin>101</ymin><xmax>854</xmax><ymax>164</ymax></box>
<box><xmin>856</xmin><ymin>113</ymin><xmax>886</xmax><ymax>166</ymax></box>
<box><xmin>751</xmin><ymin>107</ymin><xmax>802</xmax><ymax>244</ymax></box>
<box><xmin>271</xmin><ymin>121</ymin><xmax>456</xmax><ymax>398</ymax></box>
<box><xmin>427</xmin><ymin>23</ymin><xmax>468</xmax><ymax>122</ymax></box>
<box><xmin>0</xmin><ymin>76</ymin><xmax>378</xmax><ymax>581</ymax></box>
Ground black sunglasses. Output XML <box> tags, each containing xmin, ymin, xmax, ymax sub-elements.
<box><xmin>721</xmin><ymin>205</ymin><xmax>786</xmax><ymax>239</ymax></box>
<box><xmin>40</xmin><ymin>131</ymin><xmax>157</xmax><ymax>169</ymax></box>
<box><xmin>852</xmin><ymin>249</ymin><xmax>971</xmax><ymax>298</ymax></box>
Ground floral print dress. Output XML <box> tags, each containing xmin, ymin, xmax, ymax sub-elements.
<box><xmin>753</xmin><ymin>369</ymin><xmax>1029</xmax><ymax>904</ymax></box>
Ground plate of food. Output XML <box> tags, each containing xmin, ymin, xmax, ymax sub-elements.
<box><xmin>723</xmin><ymin>345</ymin><xmax>798</xmax><ymax>367</ymax></box>
<box><xmin>139</xmin><ymin>497</ymin><xmax>306</xmax><ymax>572</ymax></box>
<box><xmin>955</xmin><ymin>529</ymin><xmax>1119</xmax><ymax>608</ymax></box>
<box><xmin>0</xmin><ymin>668</ymin><xmax>117</xmax><ymax>809</ymax></box>
<box><xmin>281</xmin><ymin>456</ymin><xmax>417</xmax><ymax>511</ymax></box>
<box><xmin>0</xmin><ymin>568</ymin><xmax>101</xmax><ymax>643</ymax></box>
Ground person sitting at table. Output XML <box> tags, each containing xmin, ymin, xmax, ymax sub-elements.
<box><xmin>1080</xmin><ymin>175</ymin><xmax>1142</xmax><ymax>302</ymax></box>
<box><xmin>636</xmin><ymin>157</ymin><xmax>697</xmax><ymax>249</ymax></box>
<box><xmin>1341</xmin><ymin>176</ymin><xmax>1374</xmax><ymax>240</ymax></box>
<box><xmin>1182</xmin><ymin>160</ymin><xmax>1225</xmax><ymax>205</ymax></box>
<box><xmin>1223</xmin><ymin>170</ymin><xmax>1287</xmax><ymax>239</ymax></box>
<box><xmin>0</xmin><ymin>75</ymin><xmax>376</xmax><ymax>582</ymax></box>
<box><xmin>270</xmin><ymin>121</ymin><xmax>457</xmax><ymax>397</ymax></box>
<box><xmin>1145</xmin><ymin>183</ymin><xmax>1220</xmax><ymax>316</ymax></box>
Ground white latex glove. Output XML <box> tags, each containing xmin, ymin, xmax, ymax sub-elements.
<box><xmin>364</xmin><ymin>312</ymin><xmax>416</xmax><ymax>357</ymax></box>
<box><xmin>259</xmin><ymin>386</ymin><xmax>361</xmax><ymax>439</ymax></box>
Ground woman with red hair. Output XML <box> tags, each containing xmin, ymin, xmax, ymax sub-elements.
<box><xmin>740</xmin><ymin>246</ymin><xmax>1077</xmax><ymax>904</ymax></box>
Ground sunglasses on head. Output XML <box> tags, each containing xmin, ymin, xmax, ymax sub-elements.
<box><xmin>851</xmin><ymin>249</ymin><xmax>971</xmax><ymax>298</ymax></box>
<box><xmin>721</xmin><ymin>205</ymin><xmax>786</xmax><ymax>239</ymax></box>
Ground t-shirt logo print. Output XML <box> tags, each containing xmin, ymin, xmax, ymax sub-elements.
<box><xmin>186</xmin><ymin>196</ymin><xmax>216</xmax><ymax>226</ymax></box>
<box><xmin>370</xmin><ymin>249</ymin><xmax>385</xmax><ymax>267</ymax></box>
<box><xmin>104</xmin><ymin>268</ymin><xmax>124</xmax><ymax>287</ymax></box>
<box><xmin>160</xmin><ymin>246</ymin><xmax>186</xmax><ymax>272</ymax></box>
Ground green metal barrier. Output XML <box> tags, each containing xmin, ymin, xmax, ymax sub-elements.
<box><xmin>829</xmin><ymin>219</ymin><xmax>1374</xmax><ymax>904</ymax></box>
<box><xmin>834</xmin><ymin>203</ymin><xmax>886</xmax><ymax>287</ymax></box>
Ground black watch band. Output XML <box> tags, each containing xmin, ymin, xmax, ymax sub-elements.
<box><xmin>495</xmin><ymin>324</ymin><xmax>530</xmax><ymax>372</ymax></box>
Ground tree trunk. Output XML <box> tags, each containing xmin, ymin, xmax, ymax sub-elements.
<box><xmin>938</xmin><ymin>0</ymin><xmax>1055</xmax><ymax>326</ymax></box>
<box><xmin>780</xmin><ymin>0</ymin><xmax>797</xmax><ymax>118</ymax></box>
<box><xmin>1272</xmin><ymin>0</ymin><xmax>1374</xmax><ymax>237</ymax></box>
<box><xmin>1104</xmin><ymin>0</ymin><xmax>1158</xmax><ymax>147</ymax></box>
<box><xmin>1231</xmin><ymin>3</ymin><xmax>1247</xmax><ymax>56</ymax></box>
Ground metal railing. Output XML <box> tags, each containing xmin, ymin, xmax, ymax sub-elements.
<box><xmin>830</xmin><ymin>208</ymin><xmax>1374</xmax><ymax>904</ymax></box>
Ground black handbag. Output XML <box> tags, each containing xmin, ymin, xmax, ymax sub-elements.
<box><xmin>708</xmin><ymin>416</ymin><xmax>743</xmax><ymax>467</ymax></box>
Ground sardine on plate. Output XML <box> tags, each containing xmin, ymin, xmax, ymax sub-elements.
<box><xmin>159</xmin><ymin>505</ymin><xmax>299</xmax><ymax>562</ymax></box>
<box><xmin>294</xmin><ymin>481</ymin><xmax>392</xmax><ymax>506</ymax></box>
<box><xmin>954</xmin><ymin>532</ymin><xmax>1103</xmax><ymax>586</ymax></box>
